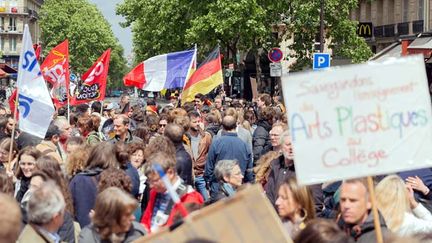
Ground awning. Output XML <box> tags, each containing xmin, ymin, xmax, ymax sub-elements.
<box><xmin>0</xmin><ymin>63</ymin><xmax>17</xmax><ymax>78</ymax></box>
<box><xmin>0</xmin><ymin>68</ymin><xmax>7</xmax><ymax>78</ymax></box>
<box><xmin>407</xmin><ymin>37</ymin><xmax>432</xmax><ymax>49</ymax></box>
<box><xmin>369</xmin><ymin>42</ymin><xmax>401</xmax><ymax>62</ymax></box>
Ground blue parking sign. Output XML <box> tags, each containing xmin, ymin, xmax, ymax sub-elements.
<box><xmin>313</xmin><ymin>53</ymin><xmax>331</xmax><ymax>70</ymax></box>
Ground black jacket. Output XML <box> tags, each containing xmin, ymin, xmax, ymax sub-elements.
<box><xmin>252</xmin><ymin>120</ymin><xmax>272</xmax><ymax>161</ymax></box>
<box><xmin>175</xmin><ymin>143</ymin><xmax>193</xmax><ymax>186</ymax></box>
<box><xmin>16</xmin><ymin>177</ymin><xmax>30</xmax><ymax>203</ymax></box>
<box><xmin>265</xmin><ymin>155</ymin><xmax>324</xmax><ymax>216</ymax></box>
<box><xmin>338</xmin><ymin>211</ymin><xmax>391</xmax><ymax>243</ymax></box>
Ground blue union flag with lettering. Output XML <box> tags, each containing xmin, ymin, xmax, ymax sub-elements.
<box><xmin>17</xmin><ymin>24</ymin><xmax>55</xmax><ymax>138</ymax></box>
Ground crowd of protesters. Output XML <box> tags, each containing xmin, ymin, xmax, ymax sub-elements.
<box><xmin>0</xmin><ymin>91</ymin><xmax>432</xmax><ymax>242</ymax></box>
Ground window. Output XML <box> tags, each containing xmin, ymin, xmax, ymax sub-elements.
<box><xmin>388</xmin><ymin>0</ymin><xmax>395</xmax><ymax>24</ymax></box>
<box><xmin>9</xmin><ymin>36</ymin><xmax>16</xmax><ymax>52</ymax></box>
<box><xmin>9</xmin><ymin>17</ymin><xmax>16</xmax><ymax>31</ymax></box>
<box><xmin>419</xmin><ymin>0</ymin><xmax>424</xmax><ymax>20</ymax></box>
<box><xmin>0</xmin><ymin>17</ymin><xmax>4</xmax><ymax>31</ymax></box>
<box><xmin>403</xmin><ymin>0</ymin><xmax>409</xmax><ymax>22</ymax></box>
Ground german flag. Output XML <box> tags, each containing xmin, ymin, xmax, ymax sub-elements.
<box><xmin>181</xmin><ymin>47</ymin><xmax>223</xmax><ymax>104</ymax></box>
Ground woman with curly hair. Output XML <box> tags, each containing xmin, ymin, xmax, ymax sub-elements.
<box><xmin>66</xmin><ymin>145</ymin><xmax>90</xmax><ymax>179</ymax></box>
<box><xmin>79</xmin><ymin>187</ymin><xmax>146</xmax><ymax>242</ymax></box>
<box><xmin>98</xmin><ymin>168</ymin><xmax>132</xmax><ymax>194</ymax></box>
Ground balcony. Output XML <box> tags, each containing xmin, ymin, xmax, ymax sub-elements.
<box><xmin>0</xmin><ymin>6</ymin><xmax>28</xmax><ymax>15</ymax></box>
<box><xmin>412</xmin><ymin>20</ymin><xmax>424</xmax><ymax>34</ymax></box>
<box><xmin>27</xmin><ymin>9</ymin><xmax>38</xmax><ymax>20</ymax></box>
<box><xmin>374</xmin><ymin>25</ymin><xmax>384</xmax><ymax>37</ymax></box>
<box><xmin>397</xmin><ymin>22</ymin><xmax>409</xmax><ymax>36</ymax></box>
<box><xmin>383</xmin><ymin>24</ymin><xmax>396</xmax><ymax>37</ymax></box>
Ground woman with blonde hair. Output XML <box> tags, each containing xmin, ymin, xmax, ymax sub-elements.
<box><xmin>276</xmin><ymin>176</ymin><xmax>316</xmax><ymax>238</ymax></box>
<box><xmin>79</xmin><ymin>187</ymin><xmax>146</xmax><ymax>242</ymax></box>
<box><xmin>375</xmin><ymin>175</ymin><xmax>432</xmax><ymax>236</ymax></box>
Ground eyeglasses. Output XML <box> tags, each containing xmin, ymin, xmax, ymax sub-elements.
<box><xmin>19</xmin><ymin>161</ymin><xmax>35</xmax><ymax>167</ymax></box>
<box><xmin>159</xmin><ymin>124</ymin><xmax>167</xmax><ymax>127</ymax></box>
<box><xmin>148</xmin><ymin>177</ymin><xmax>161</xmax><ymax>185</ymax></box>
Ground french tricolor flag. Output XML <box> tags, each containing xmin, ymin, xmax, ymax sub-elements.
<box><xmin>123</xmin><ymin>49</ymin><xmax>196</xmax><ymax>92</ymax></box>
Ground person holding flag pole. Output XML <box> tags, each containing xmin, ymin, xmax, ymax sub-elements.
<box><xmin>141</xmin><ymin>152</ymin><xmax>204</xmax><ymax>233</ymax></box>
<box><xmin>7</xmin><ymin>24</ymin><xmax>55</xmax><ymax>170</ymax></box>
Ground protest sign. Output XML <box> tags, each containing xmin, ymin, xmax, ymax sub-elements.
<box><xmin>282</xmin><ymin>55</ymin><xmax>432</xmax><ymax>185</ymax></box>
<box><xmin>136</xmin><ymin>185</ymin><xmax>292</xmax><ymax>243</ymax></box>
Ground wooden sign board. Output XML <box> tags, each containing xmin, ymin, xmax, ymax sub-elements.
<box><xmin>135</xmin><ymin>185</ymin><xmax>292</xmax><ymax>243</ymax></box>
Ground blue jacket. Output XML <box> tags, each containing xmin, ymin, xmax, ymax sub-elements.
<box><xmin>125</xmin><ymin>162</ymin><xmax>140</xmax><ymax>198</ymax></box>
<box><xmin>204</xmin><ymin>132</ymin><xmax>255</xmax><ymax>198</ymax></box>
<box><xmin>69</xmin><ymin>168</ymin><xmax>103</xmax><ymax>228</ymax></box>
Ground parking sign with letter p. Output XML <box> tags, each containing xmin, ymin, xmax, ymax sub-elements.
<box><xmin>313</xmin><ymin>53</ymin><xmax>331</xmax><ymax>70</ymax></box>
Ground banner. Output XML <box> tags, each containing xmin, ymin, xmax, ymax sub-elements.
<box><xmin>136</xmin><ymin>185</ymin><xmax>292</xmax><ymax>243</ymax></box>
<box><xmin>282</xmin><ymin>56</ymin><xmax>432</xmax><ymax>185</ymax></box>
<box><xmin>41</xmin><ymin>40</ymin><xmax>70</xmax><ymax>108</ymax></box>
<box><xmin>71</xmin><ymin>49</ymin><xmax>111</xmax><ymax>105</ymax></box>
<box><xmin>17</xmin><ymin>25</ymin><xmax>55</xmax><ymax>138</ymax></box>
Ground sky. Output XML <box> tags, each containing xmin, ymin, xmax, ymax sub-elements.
<box><xmin>89</xmin><ymin>0</ymin><xmax>133</xmax><ymax>59</ymax></box>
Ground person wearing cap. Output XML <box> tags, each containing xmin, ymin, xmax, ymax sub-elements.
<box><xmin>166</xmin><ymin>94</ymin><xmax>178</xmax><ymax>108</ymax></box>
<box><xmin>101</xmin><ymin>103</ymin><xmax>117</xmax><ymax>140</ymax></box>
<box><xmin>35</xmin><ymin>123</ymin><xmax>64</xmax><ymax>164</ymax></box>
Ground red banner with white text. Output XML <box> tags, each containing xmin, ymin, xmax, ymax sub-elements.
<box><xmin>40</xmin><ymin>40</ymin><xmax>70</xmax><ymax>108</ymax></box>
<box><xmin>70</xmin><ymin>49</ymin><xmax>111</xmax><ymax>105</ymax></box>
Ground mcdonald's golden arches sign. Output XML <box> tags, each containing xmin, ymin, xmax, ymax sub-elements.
<box><xmin>357</xmin><ymin>22</ymin><xmax>373</xmax><ymax>38</ymax></box>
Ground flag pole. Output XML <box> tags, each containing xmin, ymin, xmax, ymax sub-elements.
<box><xmin>7</xmin><ymin>91</ymin><xmax>18</xmax><ymax>172</ymax></box>
<box><xmin>67</xmin><ymin>94</ymin><xmax>70</xmax><ymax>122</ymax></box>
<box><xmin>367</xmin><ymin>176</ymin><xmax>383</xmax><ymax>243</ymax></box>
<box><xmin>152</xmin><ymin>163</ymin><xmax>189</xmax><ymax>218</ymax></box>
<box><xmin>100</xmin><ymin>100</ymin><xmax>104</xmax><ymax>116</ymax></box>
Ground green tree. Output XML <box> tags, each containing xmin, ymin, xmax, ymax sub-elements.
<box><xmin>39</xmin><ymin>0</ymin><xmax>127</xmax><ymax>89</ymax></box>
<box><xmin>117</xmin><ymin>0</ymin><xmax>372</xmax><ymax>74</ymax></box>
<box><xmin>286</xmin><ymin>0</ymin><xmax>373</xmax><ymax>70</ymax></box>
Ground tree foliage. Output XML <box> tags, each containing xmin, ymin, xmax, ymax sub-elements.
<box><xmin>287</xmin><ymin>0</ymin><xmax>373</xmax><ymax>70</ymax></box>
<box><xmin>117</xmin><ymin>0</ymin><xmax>372</xmax><ymax>72</ymax></box>
<box><xmin>39</xmin><ymin>0</ymin><xmax>127</xmax><ymax>88</ymax></box>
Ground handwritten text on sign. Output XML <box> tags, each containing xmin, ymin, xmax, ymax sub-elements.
<box><xmin>282</xmin><ymin>56</ymin><xmax>432</xmax><ymax>185</ymax></box>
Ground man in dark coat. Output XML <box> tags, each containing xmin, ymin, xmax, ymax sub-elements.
<box><xmin>205</xmin><ymin>115</ymin><xmax>255</xmax><ymax>199</ymax></box>
<box><xmin>265</xmin><ymin>131</ymin><xmax>324</xmax><ymax>215</ymax></box>
<box><xmin>338</xmin><ymin>178</ymin><xmax>391</xmax><ymax>242</ymax></box>
<box><xmin>252</xmin><ymin>107</ymin><xmax>275</xmax><ymax>161</ymax></box>
<box><xmin>164</xmin><ymin>123</ymin><xmax>193</xmax><ymax>186</ymax></box>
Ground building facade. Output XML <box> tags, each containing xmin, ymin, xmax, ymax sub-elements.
<box><xmin>351</xmin><ymin>0</ymin><xmax>431</xmax><ymax>53</ymax></box>
<box><xmin>0</xmin><ymin>0</ymin><xmax>42</xmax><ymax>69</ymax></box>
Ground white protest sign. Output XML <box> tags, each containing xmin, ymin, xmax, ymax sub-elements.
<box><xmin>282</xmin><ymin>55</ymin><xmax>432</xmax><ymax>185</ymax></box>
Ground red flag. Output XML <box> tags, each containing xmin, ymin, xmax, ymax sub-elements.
<box><xmin>70</xmin><ymin>49</ymin><xmax>111</xmax><ymax>105</ymax></box>
<box><xmin>33</xmin><ymin>44</ymin><xmax>41</xmax><ymax>60</ymax></box>
<box><xmin>40</xmin><ymin>40</ymin><xmax>70</xmax><ymax>108</ymax></box>
<box><xmin>8</xmin><ymin>88</ymin><xmax>17</xmax><ymax>117</ymax></box>
<box><xmin>123</xmin><ymin>62</ymin><xmax>145</xmax><ymax>89</ymax></box>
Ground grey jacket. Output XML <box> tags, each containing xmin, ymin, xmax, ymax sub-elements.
<box><xmin>78</xmin><ymin>221</ymin><xmax>146</xmax><ymax>243</ymax></box>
